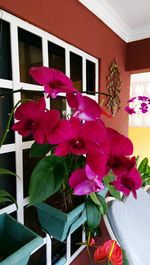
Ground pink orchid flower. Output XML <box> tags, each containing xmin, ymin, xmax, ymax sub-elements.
<box><xmin>69</xmin><ymin>164</ymin><xmax>104</xmax><ymax>195</ymax></box>
<box><xmin>106</xmin><ymin>128</ymin><xmax>133</xmax><ymax>157</ymax></box>
<box><xmin>66</xmin><ymin>92</ymin><xmax>102</xmax><ymax>121</ymax></box>
<box><xmin>113</xmin><ymin>167</ymin><xmax>142</xmax><ymax>198</ymax></box>
<box><xmin>51</xmin><ymin>117</ymin><xmax>107</xmax><ymax>156</ymax></box>
<box><xmin>12</xmin><ymin>97</ymin><xmax>60</xmax><ymax>144</ymax></box>
<box><xmin>29</xmin><ymin>66</ymin><xmax>77</xmax><ymax>98</ymax></box>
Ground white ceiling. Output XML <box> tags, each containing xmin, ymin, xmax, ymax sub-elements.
<box><xmin>79</xmin><ymin>0</ymin><xmax>150</xmax><ymax>42</ymax></box>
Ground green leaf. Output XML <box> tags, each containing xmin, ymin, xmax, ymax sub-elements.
<box><xmin>96</xmin><ymin>194</ymin><xmax>108</xmax><ymax>215</ymax></box>
<box><xmin>29</xmin><ymin>155</ymin><xmax>65</xmax><ymax>205</ymax></box>
<box><xmin>108</xmin><ymin>185</ymin><xmax>121</xmax><ymax>200</ymax></box>
<box><xmin>122</xmin><ymin>249</ymin><xmax>129</xmax><ymax>265</ymax></box>
<box><xmin>0</xmin><ymin>168</ymin><xmax>17</xmax><ymax>177</ymax></box>
<box><xmin>30</xmin><ymin>142</ymin><xmax>53</xmax><ymax>157</ymax></box>
<box><xmin>85</xmin><ymin>199</ymin><xmax>101</xmax><ymax>229</ymax></box>
<box><xmin>136</xmin><ymin>155</ymin><xmax>140</xmax><ymax>166</ymax></box>
<box><xmin>103</xmin><ymin>174</ymin><xmax>115</xmax><ymax>185</ymax></box>
<box><xmin>90</xmin><ymin>192</ymin><xmax>101</xmax><ymax>206</ymax></box>
<box><xmin>0</xmin><ymin>189</ymin><xmax>18</xmax><ymax>208</ymax></box>
<box><xmin>145</xmin><ymin>165</ymin><xmax>150</xmax><ymax>175</ymax></box>
<box><xmin>138</xmin><ymin>157</ymin><xmax>148</xmax><ymax>174</ymax></box>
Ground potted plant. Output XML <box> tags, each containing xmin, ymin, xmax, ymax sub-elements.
<box><xmin>12</xmin><ymin>66</ymin><xmax>142</xmax><ymax>264</ymax></box>
<box><xmin>0</xmin><ymin>213</ymin><xmax>43</xmax><ymax>265</ymax></box>
<box><xmin>0</xmin><ymin>92</ymin><xmax>43</xmax><ymax>265</ymax></box>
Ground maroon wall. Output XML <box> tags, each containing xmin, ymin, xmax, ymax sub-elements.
<box><xmin>0</xmin><ymin>0</ymin><xmax>130</xmax><ymax>135</ymax></box>
<box><xmin>126</xmin><ymin>38</ymin><xmax>150</xmax><ymax>72</ymax></box>
<box><xmin>0</xmin><ymin>1</ymin><xmax>131</xmax><ymax>264</ymax></box>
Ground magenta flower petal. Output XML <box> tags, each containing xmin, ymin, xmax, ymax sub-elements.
<box><xmin>127</xmin><ymin>97</ymin><xmax>136</xmax><ymax>103</ymax></box>
<box><xmin>106</xmin><ymin>128</ymin><xmax>133</xmax><ymax>156</ymax></box>
<box><xmin>12</xmin><ymin>97</ymin><xmax>61</xmax><ymax>144</ymax></box>
<box><xmin>29</xmin><ymin>66</ymin><xmax>54</xmax><ymax>85</ymax></box>
<box><xmin>125</xmin><ymin>106</ymin><xmax>136</xmax><ymax>115</ymax></box>
<box><xmin>69</xmin><ymin>168</ymin><xmax>86</xmax><ymax>188</ymax></box>
<box><xmin>12</xmin><ymin>120</ymin><xmax>31</xmax><ymax>137</ymax></box>
<box><xmin>47</xmin><ymin>120</ymin><xmax>71</xmax><ymax>144</ymax></box>
<box><xmin>87</xmin><ymin>153</ymin><xmax>108</xmax><ymax>177</ymax></box>
<box><xmin>73</xmin><ymin>180</ymin><xmax>101</xmax><ymax>195</ymax></box>
<box><xmin>69</xmin><ymin>165</ymin><xmax>104</xmax><ymax>195</ymax></box>
<box><xmin>109</xmin><ymin>156</ymin><xmax>136</xmax><ymax>177</ymax></box>
<box><xmin>81</xmin><ymin>120</ymin><xmax>106</xmax><ymax>144</ymax></box>
<box><xmin>29</xmin><ymin>66</ymin><xmax>77</xmax><ymax>98</ymax></box>
<box><xmin>14</xmin><ymin>97</ymin><xmax>46</xmax><ymax>120</ymax></box>
<box><xmin>67</xmin><ymin>92</ymin><xmax>102</xmax><ymax>121</ymax></box>
<box><xmin>113</xmin><ymin>167</ymin><xmax>142</xmax><ymax>198</ymax></box>
<box><xmin>54</xmin><ymin>142</ymin><xmax>71</xmax><ymax>156</ymax></box>
<box><xmin>52</xmin><ymin>117</ymin><xmax>107</xmax><ymax>157</ymax></box>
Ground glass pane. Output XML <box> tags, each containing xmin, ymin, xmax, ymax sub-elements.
<box><xmin>48</xmin><ymin>42</ymin><xmax>65</xmax><ymax>73</ymax></box>
<box><xmin>0</xmin><ymin>152</ymin><xmax>16</xmax><ymax>209</ymax></box>
<box><xmin>0</xmin><ymin>88</ymin><xmax>14</xmax><ymax>144</ymax></box>
<box><xmin>71</xmin><ymin>226</ymin><xmax>83</xmax><ymax>255</ymax></box>
<box><xmin>23</xmin><ymin>149</ymin><xmax>42</xmax><ymax>198</ymax></box>
<box><xmin>0</xmin><ymin>20</ymin><xmax>12</xmax><ymax>80</ymax></box>
<box><xmin>24</xmin><ymin>206</ymin><xmax>44</xmax><ymax>236</ymax></box>
<box><xmin>21</xmin><ymin>90</ymin><xmax>44</xmax><ymax>142</ymax></box>
<box><xmin>18</xmin><ymin>28</ymin><xmax>42</xmax><ymax>83</ymax></box>
<box><xmin>86</xmin><ymin>60</ymin><xmax>95</xmax><ymax>95</ymax></box>
<box><xmin>50</xmin><ymin>96</ymin><xmax>66</xmax><ymax>118</ymax></box>
<box><xmin>70</xmin><ymin>52</ymin><xmax>82</xmax><ymax>92</ymax></box>
<box><xmin>52</xmin><ymin>238</ymin><xmax>66</xmax><ymax>264</ymax></box>
<box><xmin>27</xmin><ymin>245</ymin><xmax>46</xmax><ymax>265</ymax></box>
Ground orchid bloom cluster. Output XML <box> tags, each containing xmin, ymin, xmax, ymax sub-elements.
<box><xmin>125</xmin><ymin>96</ymin><xmax>150</xmax><ymax>115</ymax></box>
<box><xmin>12</xmin><ymin>66</ymin><xmax>142</xmax><ymax>200</ymax></box>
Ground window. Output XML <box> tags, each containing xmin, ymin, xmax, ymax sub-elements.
<box><xmin>0</xmin><ymin>9</ymin><xmax>98</xmax><ymax>265</ymax></box>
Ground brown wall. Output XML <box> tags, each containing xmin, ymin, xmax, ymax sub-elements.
<box><xmin>126</xmin><ymin>38</ymin><xmax>150</xmax><ymax>72</ymax></box>
<box><xmin>0</xmin><ymin>1</ymin><xmax>130</xmax><ymax>264</ymax></box>
<box><xmin>0</xmin><ymin>0</ymin><xmax>130</xmax><ymax>135</ymax></box>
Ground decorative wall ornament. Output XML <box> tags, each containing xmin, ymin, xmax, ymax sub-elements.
<box><xmin>105</xmin><ymin>59</ymin><xmax>121</xmax><ymax>116</ymax></box>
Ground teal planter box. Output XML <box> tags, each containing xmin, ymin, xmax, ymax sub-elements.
<box><xmin>36</xmin><ymin>201</ymin><xmax>86</xmax><ymax>242</ymax></box>
<box><xmin>35</xmin><ymin>188</ymin><xmax>108</xmax><ymax>242</ymax></box>
<box><xmin>0</xmin><ymin>213</ymin><xmax>43</xmax><ymax>265</ymax></box>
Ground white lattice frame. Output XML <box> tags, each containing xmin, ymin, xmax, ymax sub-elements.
<box><xmin>0</xmin><ymin>10</ymin><xmax>99</xmax><ymax>265</ymax></box>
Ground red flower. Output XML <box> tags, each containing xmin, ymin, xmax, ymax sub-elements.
<box><xmin>66</xmin><ymin>92</ymin><xmax>102</xmax><ymax>121</ymax></box>
<box><xmin>12</xmin><ymin>97</ymin><xmax>60</xmax><ymax>144</ymax></box>
<box><xmin>29</xmin><ymin>66</ymin><xmax>77</xmax><ymax>98</ymax></box>
<box><xmin>52</xmin><ymin>117</ymin><xmax>107</xmax><ymax>156</ymax></box>
<box><xmin>113</xmin><ymin>166</ymin><xmax>142</xmax><ymax>199</ymax></box>
<box><xmin>94</xmin><ymin>240</ymin><xmax>123</xmax><ymax>265</ymax></box>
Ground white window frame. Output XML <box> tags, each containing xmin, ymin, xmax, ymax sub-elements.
<box><xmin>0</xmin><ymin>9</ymin><xmax>99</xmax><ymax>265</ymax></box>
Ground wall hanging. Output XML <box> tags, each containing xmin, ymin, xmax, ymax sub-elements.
<box><xmin>105</xmin><ymin>59</ymin><xmax>121</xmax><ymax>116</ymax></box>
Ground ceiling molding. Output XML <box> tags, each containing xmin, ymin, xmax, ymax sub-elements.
<box><xmin>79</xmin><ymin>0</ymin><xmax>150</xmax><ymax>43</ymax></box>
<box><xmin>128</xmin><ymin>25</ymin><xmax>150</xmax><ymax>42</ymax></box>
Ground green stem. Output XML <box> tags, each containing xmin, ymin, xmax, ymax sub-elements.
<box><xmin>0</xmin><ymin>98</ymin><xmax>31</xmax><ymax>148</ymax></box>
<box><xmin>0</xmin><ymin>89</ymin><xmax>22</xmax><ymax>97</ymax></box>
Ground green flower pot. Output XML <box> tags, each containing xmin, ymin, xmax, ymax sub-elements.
<box><xmin>0</xmin><ymin>213</ymin><xmax>43</xmax><ymax>265</ymax></box>
<box><xmin>35</xmin><ymin>188</ymin><xmax>108</xmax><ymax>242</ymax></box>
<box><xmin>36</xmin><ymin>201</ymin><xmax>86</xmax><ymax>242</ymax></box>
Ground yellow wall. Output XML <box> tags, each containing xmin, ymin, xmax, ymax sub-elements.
<box><xmin>128</xmin><ymin>127</ymin><xmax>150</xmax><ymax>160</ymax></box>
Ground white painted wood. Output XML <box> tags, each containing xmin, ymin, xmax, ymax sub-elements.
<box><xmin>0</xmin><ymin>9</ymin><xmax>99</xmax><ymax>265</ymax></box>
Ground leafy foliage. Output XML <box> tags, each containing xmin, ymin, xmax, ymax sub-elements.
<box><xmin>85</xmin><ymin>198</ymin><xmax>101</xmax><ymax>229</ymax></box>
<box><xmin>0</xmin><ymin>168</ymin><xmax>18</xmax><ymax>206</ymax></box>
<box><xmin>138</xmin><ymin>157</ymin><xmax>150</xmax><ymax>186</ymax></box>
<box><xmin>29</xmin><ymin>155</ymin><xmax>66</xmax><ymax>205</ymax></box>
<box><xmin>122</xmin><ymin>249</ymin><xmax>129</xmax><ymax>265</ymax></box>
<box><xmin>0</xmin><ymin>189</ymin><xmax>18</xmax><ymax>208</ymax></box>
<box><xmin>30</xmin><ymin>142</ymin><xmax>53</xmax><ymax>157</ymax></box>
